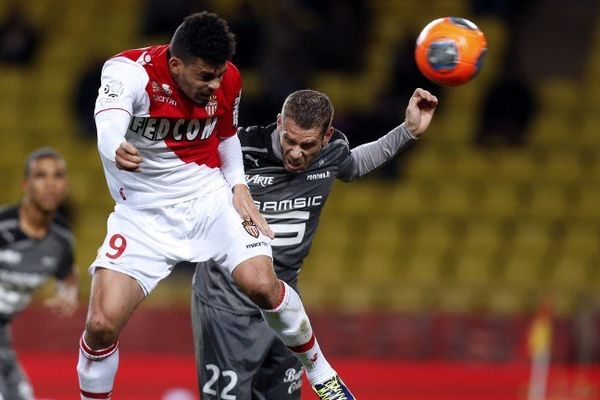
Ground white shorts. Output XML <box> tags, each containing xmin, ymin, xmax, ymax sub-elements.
<box><xmin>91</xmin><ymin>185</ymin><xmax>272</xmax><ymax>295</ymax></box>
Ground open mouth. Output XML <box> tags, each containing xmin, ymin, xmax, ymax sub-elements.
<box><xmin>286</xmin><ymin>160</ymin><xmax>304</xmax><ymax>172</ymax></box>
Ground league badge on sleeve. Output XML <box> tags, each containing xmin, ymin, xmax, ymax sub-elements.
<box><xmin>99</xmin><ymin>80</ymin><xmax>124</xmax><ymax>104</ymax></box>
<box><xmin>205</xmin><ymin>95</ymin><xmax>218</xmax><ymax>116</ymax></box>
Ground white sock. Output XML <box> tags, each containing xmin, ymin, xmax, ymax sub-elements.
<box><xmin>77</xmin><ymin>333</ymin><xmax>119</xmax><ymax>400</ymax></box>
<box><xmin>260</xmin><ymin>281</ymin><xmax>336</xmax><ymax>385</ymax></box>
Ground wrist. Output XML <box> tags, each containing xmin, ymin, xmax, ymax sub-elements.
<box><xmin>232</xmin><ymin>183</ymin><xmax>249</xmax><ymax>193</ymax></box>
<box><xmin>401</xmin><ymin>121</ymin><xmax>419</xmax><ymax>140</ymax></box>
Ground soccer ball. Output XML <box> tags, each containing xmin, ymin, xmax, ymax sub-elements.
<box><xmin>415</xmin><ymin>17</ymin><xmax>487</xmax><ymax>86</ymax></box>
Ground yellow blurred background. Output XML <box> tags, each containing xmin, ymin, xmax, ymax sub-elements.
<box><xmin>0</xmin><ymin>0</ymin><xmax>598</xmax><ymax>321</ymax></box>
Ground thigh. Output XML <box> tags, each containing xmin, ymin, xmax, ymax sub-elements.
<box><xmin>191</xmin><ymin>292</ymin><xmax>271</xmax><ymax>400</ymax></box>
<box><xmin>252</xmin><ymin>332</ymin><xmax>303</xmax><ymax>400</ymax></box>
<box><xmin>192</xmin><ymin>187</ymin><xmax>272</xmax><ymax>273</ymax></box>
<box><xmin>87</xmin><ymin>268</ymin><xmax>145</xmax><ymax>333</ymax></box>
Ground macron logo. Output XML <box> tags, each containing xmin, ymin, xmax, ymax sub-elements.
<box><xmin>306</xmin><ymin>171</ymin><xmax>331</xmax><ymax>181</ymax></box>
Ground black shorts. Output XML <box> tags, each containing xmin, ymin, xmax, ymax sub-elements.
<box><xmin>191</xmin><ymin>291</ymin><xmax>303</xmax><ymax>399</ymax></box>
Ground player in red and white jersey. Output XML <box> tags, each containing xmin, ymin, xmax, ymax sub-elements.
<box><xmin>95</xmin><ymin>41</ymin><xmax>242</xmax><ymax>208</ymax></box>
<box><xmin>77</xmin><ymin>12</ymin><xmax>355</xmax><ymax>400</ymax></box>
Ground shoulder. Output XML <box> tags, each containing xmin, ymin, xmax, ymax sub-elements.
<box><xmin>315</xmin><ymin>128</ymin><xmax>351</xmax><ymax>167</ymax></box>
<box><xmin>112</xmin><ymin>44</ymin><xmax>166</xmax><ymax>65</ymax></box>
<box><xmin>223</xmin><ymin>61</ymin><xmax>241</xmax><ymax>85</ymax></box>
<box><xmin>50</xmin><ymin>220</ymin><xmax>75</xmax><ymax>251</ymax></box>
<box><xmin>220</xmin><ymin>61</ymin><xmax>242</xmax><ymax>100</ymax></box>
<box><xmin>328</xmin><ymin>128</ymin><xmax>351</xmax><ymax>150</ymax></box>
<box><xmin>238</xmin><ymin>123</ymin><xmax>275</xmax><ymax>150</ymax></box>
<box><xmin>103</xmin><ymin>46</ymin><xmax>162</xmax><ymax>81</ymax></box>
<box><xmin>0</xmin><ymin>205</ymin><xmax>19</xmax><ymax>224</ymax></box>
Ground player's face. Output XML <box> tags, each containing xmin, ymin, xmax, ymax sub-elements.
<box><xmin>169</xmin><ymin>56</ymin><xmax>227</xmax><ymax>106</ymax></box>
<box><xmin>22</xmin><ymin>157</ymin><xmax>69</xmax><ymax>213</ymax></box>
<box><xmin>277</xmin><ymin>115</ymin><xmax>333</xmax><ymax>173</ymax></box>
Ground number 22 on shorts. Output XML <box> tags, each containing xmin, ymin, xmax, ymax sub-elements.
<box><xmin>105</xmin><ymin>233</ymin><xmax>127</xmax><ymax>259</ymax></box>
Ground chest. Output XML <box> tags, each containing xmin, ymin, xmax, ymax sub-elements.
<box><xmin>0</xmin><ymin>237</ymin><xmax>63</xmax><ymax>290</ymax></box>
<box><xmin>247</xmin><ymin>165</ymin><xmax>337</xmax><ymax>214</ymax></box>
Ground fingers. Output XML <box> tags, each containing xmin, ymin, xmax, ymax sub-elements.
<box><xmin>412</xmin><ymin>88</ymin><xmax>439</xmax><ymax>108</ymax></box>
<box><xmin>44</xmin><ymin>297</ymin><xmax>78</xmax><ymax>317</ymax></box>
<box><xmin>246</xmin><ymin>206</ymin><xmax>274</xmax><ymax>239</ymax></box>
<box><xmin>116</xmin><ymin>142</ymin><xmax>143</xmax><ymax>171</ymax></box>
<box><xmin>232</xmin><ymin>185</ymin><xmax>275</xmax><ymax>239</ymax></box>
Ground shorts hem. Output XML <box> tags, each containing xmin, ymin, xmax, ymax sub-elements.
<box><xmin>90</xmin><ymin>261</ymin><xmax>150</xmax><ymax>296</ymax></box>
<box><xmin>227</xmin><ymin>250</ymin><xmax>273</xmax><ymax>275</ymax></box>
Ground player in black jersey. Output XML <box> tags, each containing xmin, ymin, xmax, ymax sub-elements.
<box><xmin>0</xmin><ymin>148</ymin><xmax>78</xmax><ymax>399</ymax></box>
<box><xmin>192</xmin><ymin>88</ymin><xmax>438</xmax><ymax>399</ymax></box>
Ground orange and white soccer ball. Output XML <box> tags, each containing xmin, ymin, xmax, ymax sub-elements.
<box><xmin>415</xmin><ymin>17</ymin><xmax>487</xmax><ymax>86</ymax></box>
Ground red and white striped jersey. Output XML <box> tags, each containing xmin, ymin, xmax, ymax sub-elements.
<box><xmin>94</xmin><ymin>44</ymin><xmax>242</xmax><ymax>208</ymax></box>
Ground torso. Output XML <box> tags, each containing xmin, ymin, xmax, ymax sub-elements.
<box><xmin>95</xmin><ymin>45</ymin><xmax>243</xmax><ymax>208</ymax></box>
<box><xmin>0</xmin><ymin>206</ymin><xmax>74</xmax><ymax>320</ymax></box>
<box><xmin>194</xmin><ymin>124</ymin><xmax>353</xmax><ymax>314</ymax></box>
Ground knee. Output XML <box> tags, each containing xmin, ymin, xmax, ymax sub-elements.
<box><xmin>84</xmin><ymin>311</ymin><xmax>120</xmax><ymax>348</ymax></box>
<box><xmin>236</xmin><ymin>269</ymin><xmax>281</xmax><ymax>309</ymax></box>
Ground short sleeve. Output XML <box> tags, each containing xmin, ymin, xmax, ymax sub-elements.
<box><xmin>95</xmin><ymin>57</ymin><xmax>149</xmax><ymax>116</ymax></box>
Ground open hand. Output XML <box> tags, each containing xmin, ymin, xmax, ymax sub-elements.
<box><xmin>232</xmin><ymin>184</ymin><xmax>274</xmax><ymax>239</ymax></box>
<box><xmin>44</xmin><ymin>286</ymin><xmax>78</xmax><ymax>317</ymax></box>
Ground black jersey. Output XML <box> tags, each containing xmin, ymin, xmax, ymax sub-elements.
<box><xmin>0</xmin><ymin>205</ymin><xmax>74</xmax><ymax>320</ymax></box>
<box><xmin>194</xmin><ymin>123</ymin><xmax>359</xmax><ymax>314</ymax></box>
<box><xmin>193</xmin><ymin>122</ymin><xmax>414</xmax><ymax>314</ymax></box>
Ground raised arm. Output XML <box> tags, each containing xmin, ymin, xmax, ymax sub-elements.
<box><xmin>339</xmin><ymin>88</ymin><xmax>438</xmax><ymax>181</ymax></box>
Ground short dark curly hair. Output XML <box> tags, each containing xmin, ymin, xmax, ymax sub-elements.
<box><xmin>170</xmin><ymin>11</ymin><xmax>236</xmax><ymax>65</ymax></box>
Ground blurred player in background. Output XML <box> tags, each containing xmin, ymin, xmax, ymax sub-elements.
<box><xmin>0</xmin><ymin>148</ymin><xmax>78</xmax><ymax>399</ymax></box>
<box><xmin>192</xmin><ymin>88</ymin><xmax>438</xmax><ymax>399</ymax></box>
<box><xmin>77</xmin><ymin>11</ymin><xmax>356</xmax><ymax>400</ymax></box>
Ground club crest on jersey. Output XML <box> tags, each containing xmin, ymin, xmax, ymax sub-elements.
<box><xmin>161</xmin><ymin>83</ymin><xmax>172</xmax><ymax>96</ymax></box>
<box><xmin>205</xmin><ymin>95</ymin><xmax>218</xmax><ymax>116</ymax></box>
<box><xmin>242</xmin><ymin>220</ymin><xmax>259</xmax><ymax>238</ymax></box>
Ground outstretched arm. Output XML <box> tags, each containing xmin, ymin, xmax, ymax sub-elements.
<box><xmin>340</xmin><ymin>88</ymin><xmax>438</xmax><ymax>181</ymax></box>
<box><xmin>404</xmin><ymin>88</ymin><xmax>438</xmax><ymax>137</ymax></box>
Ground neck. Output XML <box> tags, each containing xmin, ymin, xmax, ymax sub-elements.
<box><xmin>19</xmin><ymin>200</ymin><xmax>53</xmax><ymax>239</ymax></box>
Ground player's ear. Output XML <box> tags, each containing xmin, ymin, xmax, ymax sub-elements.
<box><xmin>276</xmin><ymin>113</ymin><xmax>282</xmax><ymax>129</ymax></box>
<box><xmin>322</xmin><ymin>127</ymin><xmax>334</xmax><ymax>144</ymax></box>
<box><xmin>168</xmin><ymin>56</ymin><xmax>182</xmax><ymax>75</ymax></box>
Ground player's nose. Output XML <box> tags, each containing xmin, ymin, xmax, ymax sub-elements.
<box><xmin>289</xmin><ymin>148</ymin><xmax>302</xmax><ymax>159</ymax></box>
<box><xmin>207</xmin><ymin>77</ymin><xmax>221</xmax><ymax>90</ymax></box>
